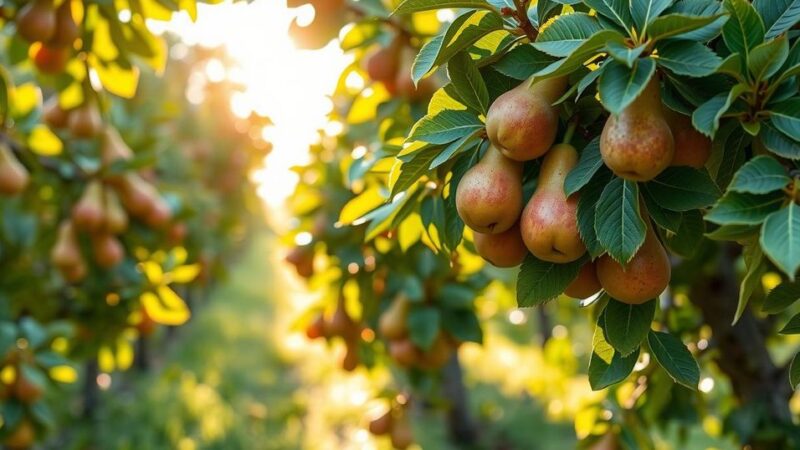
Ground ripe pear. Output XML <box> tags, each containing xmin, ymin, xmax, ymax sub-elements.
<box><xmin>389</xmin><ymin>338</ymin><xmax>419</xmax><ymax>367</ymax></box>
<box><xmin>72</xmin><ymin>181</ymin><xmax>105</xmax><ymax>231</ymax></box>
<box><xmin>600</xmin><ymin>77</ymin><xmax>674</xmax><ymax>181</ymax></box>
<box><xmin>285</xmin><ymin>246</ymin><xmax>314</xmax><ymax>278</ymax></box>
<box><xmin>50</xmin><ymin>0</ymin><xmax>80</xmax><ymax>48</ymax></box>
<box><xmin>328</xmin><ymin>298</ymin><xmax>360</xmax><ymax>340</ymax></box>
<box><xmin>662</xmin><ymin>108</ymin><xmax>711</xmax><ymax>169</ymax></box>
<box><xmin>100</xmin><ymin>128</ymin><xmax>133</xmax><ymax>170</ymax></box>
<box><xmin>379</xmin><ymin>295</ymin><xmax>409</xmax><ymax>340</ymax></box>
<box><xmin>341</xmin><ymin>339</ymin><xmax>360</xmax><ymax>372</ymax></box>
<box><xmin>33</xmin><ymin>44</ymin><xmax>70</xmax><ymax>74</ymax></box>
<box><xmin>91</xmin><ymin>233</ymin><xmax>125</xmax><ymax>268</ymax></box>
<box><xmin>68</xmin><ymin>102</ymin><xmax>103</xmax><ymax>138</ymax></box>
<box><xmin>564</xmin><ymin>262</ymin><xmax>602</xmax><ymax>299</ymax></box>
<box><xmin>473</xmin><ymin>221</ymin><xmax>528</xmax><ymax>267</ymax></box>
<box><xmin>369</xmin><ymin>410</ymin><xmax>393</xmax><ymax>436</ymax></box>
<box><xmin>102</xmin><ymin>189</ymin><xmax>128</xmax><ymax>234</ymax></box>
<box><xmin>0</xmin><ymin>144</ymin><xmax>30</xmax><ymax>196</ymax></box>
<box><xmin>3</xmin><ymin>419</ymin><xmax>35</xmax><ymax>450</ymax></box>
<box><xmin>390</xmin><ymin>413</ymin><xmax>414</xmax><ymax>450</ymax></box>
<box><xmin>51</xmin><ymin>220</ymin><xmax>83</xmax><ymax>269</ymax></box>
<box><xmin>144</xmin><ymin>196</ymin><xmax>172</xmax><ymax>229</ymax></box>
<box><xmin>43</xmin><ymin>97</ymin><xmax>69</xmax><ymax>128</ymax></box>
<box><xmin>365</xmin><ymin>40</ymin><xmax>400</xmax><ymax>84</ymax></box>
<box><xmin>305</xmin><ymin>314</ymin><xmax>328</xmax><ymax>340</ymax></box>
<box><xmin>62</xmin><ymin>260</ymin><xmax>87</xmax><ymax>283</ymax></box>
<box><xmin>486</xmin><ymin>76</ymin><xmax>567</xmax><ymax>161</ymax></box>
<box><xmin>16</xmin><ymin>0</ymin><xmax>56</xmax><ymax>43</ymax></box>
<box><xmin>455</xmin><ymin>145</ymin><xmax>523</xmax><ymax>234</ymax></box>
<box><xmin>520</xmin><ymin>144</ymin><xmax>585</xmax><ymax>263</ymax></box>
<box><xmin>596</xmin><ymin>225</ymin><xmax>671</xmax><ymax>304</ymax></box>
<box><xmin>117</xmin><ymin>173</ymin><xmax>158</xmax><ymax>217</ymax></box>
<box><xmin>418</xmin><ymin>333</ymin><xmax>453</xmax><ymax>370</ymax></box>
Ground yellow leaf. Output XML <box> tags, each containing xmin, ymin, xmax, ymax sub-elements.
<box><xmin>141</xmin><ymin>289</ymin><xmax>190</xmax><ymax>326</ymax></box>
<box><xmin>398</xmin><ymin>212</ymin><xmax>423</xmax><ymax>251</ymax></box>
<box><xmin>347</xmin><ymin>87</ymin><xmax>389</xmax><ymax>124</ymax></box>
<box><xmin>28</xmin><ymin>125</ymin><xmax>63</xmax><ymax>156</ymax></box>
<box><xmin>180</xmin><ymin>0</ymin><xmax>198</xmax><ymax>21</ymax></box>
<box><xmin>89</xmin><ymin>56</ymin><xmax>140</xmax><ymax>99</ymax></box>
<box><xmin>169</xmin><ymin>264</ymin><xmax>201</xmax><ymax>284</ymax></box>
<box><xmin>98</xmin><ymin>345</ymin><xmax>115</xmax><ymax>372</ymax></box>
<box><xmin>90</xmin><ymin>15</ymin><xmax>119</xmax><ymax>61</ymax></box>
<box><xmin>428</xmin><ymin>87</ymin><xmax>467</xmax><ymax>116</ymax></box>
<box><xmin>139</xmin><ymin>0</ymin><xmax>173</xmax><ymax>20</ymax></box>
<box><xmin>140</xmin><ymin>261</ymin><xmax>163</xmax><ymax>284</ymax></box>
<box><xmin>411</xmin><ymin>11</ymin><xmax>442</xmax><ymax>35</ymax></box>
<box><xmin>339</xmin><ymin>186</ymin><xmax>386</xmax><ymax>225</ymax></box>
<box><xmin>11</xmin><ymin>83</ymin><xmax>41</xmax><ymax>118</ymax></box>
<box><xmin>116</xmin><ymin>337</ymin><xmax>134</xmax><ymax>371</ymax></box>
<box><xmin>171</xmin><ymin>247</ymin><xmax>188</xmax><ymax>265</ymax></box>
<box><xmin>59</xmin><ymin>83</ymin><xmax>84</xmax><ymax>110</ymax></box>
<box><xmin>49</xmin><ymin>365</ymin><xmax>78</xmax><ymax>383</ymax></box>
<box><xmin>0</xmin><ymin>366</ymin><xmax>16</xmax><ymax>384</ymax></box>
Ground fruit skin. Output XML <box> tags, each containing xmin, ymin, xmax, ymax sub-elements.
<box><xmin>72</xmin><ymin>181</ymin><xmax>105</xmax><ymax>232</ymax></box>
<box><xmin>486</xmin><ymin>76</ymin><xmax>567</xmax><ymax>161</ymax></box>
<box><xmin>455</xmin><ymin>145</ymin><xmax>523</xmax><ymax>234</ymax></box>
<box><xmin>662</xmin><ymin>108</ymin><xmax>711</xmax><ymax>169</ymax></box>
<box><xmin>389</xmin><ymin>339</ymin><xmax>419</xmax><ymax>367</ymax></box>
<box><xmin>378</xmin><ymin>295</ymin><xmax>409</xmax><ymax>340</ymax></box>
<box><xmin>50</xmin><ymin>0</ymin><xmax>80</xmax><ymax>48</ymax></box>
<box><xmin>16</xmin><ymin>0</ymin><xmax>56</xmax><ymax>43</ymax></box>
<box><xmin>596</xmin><ymin>225</ymin><xmax>671</xmax><ymax>304</ymax></box>
<box><xmin>90</xmin><ymin>233</ymin><xmax>125</xmax><ymax>268</ymax></box>
<box><xmin>600</xmin><ymin>77</ymin><xmax>674</xmax><ymax>181</ymax></box>
<box><xmin>520</xmin><ymin>143</ymin><xmax>585</xmax><ymax>263</ymax></box>
<box><xmin>473</xmin><ymin>221</ymin><xmax>527</xmax><ymax>267</ymax></box>
<box><xmin>368</xmin><ymin>410</ymin><xmax>393</xmax><ymax>436</ymax></box>
<box><xmin>390</xmin><ymin>413</ymin><xmax>414</xmax><ymax>450</ymax></box>
<box><xmin>43</xmin><ymin>97</ymin><xmax>69</xmax><ymax>128</ymax></box>
<box><xmin>0</xmin><ymin>144</ymin><xmax>30</xmax><ymax>196</ymax></box>
<box><xmin>68</xmin><ymin>102</ymin><xmax>103</xmax><ymax>139</ymax></box>
<box><xmin>564</xmin><ymin>262</ymin><xmax>601</xmax><ymax>299</ymax></box>
<box><xmin>3</xmin><ymin>419</ymin><xmax>35</xmax><ymax>450</ymax></box>
<box><xmin>33</xmin><ymin>44</ymin><xmax>70</xmax><ymax>74</ymax></box>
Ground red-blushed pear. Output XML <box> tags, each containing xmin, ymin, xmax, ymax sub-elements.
<box><xmin>328</xmin><ymin>297</ymin><xmax>360</xmax><ymax>340</ymax></box>
<box><xmin>600</xmin><ymin>77</ymin><xmax>674</xmax><ymax>181</ymax></box>
<box><xmin>455</xmin><ymin>145</ymin><xmax>523</xmax><ymax>234</ymax></box>
<box><xmin>144</xmin><ymin>196</ymin><xmax>172</xmax><ymax>229</ymax></box>
<box><xmin>388</xmin><ymin>338</ymin><xmax>419</xmax><ymax>367</ymax></box>
<box><xmin>0</xmin><ymin>144</ymin><xmax>30</xmax><ymax>196</ymax></box>
<box><xmin>16</xmin><ymin>0</ymin><xmax>56</xmax><ymax>43</ymax></box>
<box><xmin>368</xmin><ymin>409</ymin><xmax>393</xmax><ymax>436</ymax></box>
<box><xmin>72</xmin><ymin>181</ymin><xmax>105</xmax><ymax>231</ymax></box>
<box><xmin>51</xmin><ymin>220</ymin><xmax>82</xmax><ymax>269</ymax></box>
<box><xmin>91</xmin><ymin>233</ymin><xmax>125</xmax><ymax>268</ymax></box>
<box><xmin>33</xmin><ymin>44</ymin><xmax>70</xmax><ymax>74</ymax></box>
<box><xmin>43</xmin><ymin>97</ymin><xmax>69</xmax><ymax>128</ymax></box>
<box><xmin>390</xmin><ymin>412</ymin><xmax>414</xmax><ymax>450</ymax></box>
<box><xmin>473</xmin><ymin>222</ymin><xmax>528</xmax><ymax>267</ymax></box>
<box><xmin>596</xmin><ymin>225</ymin><xmax>671</xmax><ymax>304</ymax></box>
<box><xmin>68</xmin><ymin>102</ymin><xmax>103</xmax><ymax>138</ymax></box>
<box><xmin>520</xmin><ymin>143</ymin><xmax>586</xmax><ymax>263</ymax></box>
<box><xmin>662</xmin><ymin>107</ymin><xmax>711</xmax><ymax>169</ymax></box>
<box><xmin>50</xmin><ymin>0</ymin><xmax>80</xmax><ymax>48</ymax></box>
<box><xmin>365</xmin><ymin>39</ymin><xmax>401</xmax><ymax>84</ymax></box>
<box><xmin>564</xmin><ymin>261</ymin><xmax>602</xmax><ymax>299</ymax></box>
<box><xmin>486</xmin><ymin>76</ymin><xmax>567</xmax><ymax>161</ymax></box>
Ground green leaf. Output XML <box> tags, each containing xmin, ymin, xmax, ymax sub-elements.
<box><xmin>643</xmin><ymin>167</ymin><xmax>722</xmax><ymax>211</ymax></box>
<box><xmin>753</xmin><ymin>0</ymin><xmax>800</xmax><ymax>40</ymax></box>
<box><xmin>716</xmin><ymin>53</ymin><xmax>744</xmax><ymax>78</ymax></box>
<box><xmin>606</xmin><ymin>41</ymin><xmax>646</xmax><ymax>68</ymax></box>
<box><xmin>565</xmin><ymin>138</ymin><xmax>603</xmax><ymax>197</ymax></box>
<box><xmin>584</xmin><ymin>0</ymin><xmax>634</xmax><ymax>31</ymax></box>
<box><xmin>722</xmin><ymin>0</ymin><xmax>765</xmax><ymax>60</ymax></box>
<box><xmin>632</xmin><ymin>0</ymin><xmax>674</xmax><ymax>33</ymax></box>
<box><xmin>779</xmin><ymin>312</ymin><xmax>800</xmax><ymax>334</ymax></box>
<box><xmin>705</xmin><ymin>223</ymin><xmax>759</xmax><ymax>241</ymax></box>
<box><xmin>595</xmin><ymin>178</ymin><xmax>646</xmax><ymax>264</ymax></box>
<box><xmin>648</xmin><ymin>13</ymin><xmax>724</xmax><ymax>42</ymax></box>
<box><xmin>603</xmin><ymin>298</ymin><xmax>656</xmax><ymax>356</ymax></box>
<box><xmin>768</xmin><ymin>99</ymin><xmax>800</xmax><ymax>141</ymax></box>
<box><xmin>441</xmin><ymin>309</ymin><xmax>482</xmax><ymax>344</ymax></box>
<box><xmin>391</xmin><ymin>149</ymin><xmax>441</xmax><ymax>197</ymax></box>
<box><xmin>667</xmin><ymin>0</ymin><xmax>728</xmax><ymax>41</ymax></box>
<box><xmin>760</xmin><ymin>124</ymin><xmax>800</xmax><ymax>160</ymax></box>
<box><xmin>588</xmin><ymin>320</ymin><xmax>640</xmax><ymax>390</ymax></box>
<box><xmin>408</xmin><ymin>110</ymin><xmax>484</xmax><ymax>145</ymax></box>
<box><xmin>493</xmin><ymin>45</ymin><xmax>556</xmax><ymax>80</ymax></box>
<box><xmin>517</xmin><ymin>254</ymin><xmax>587</xmax><ymax>307</ymax></box>
<box><xmin>598</xmin><ymin>58</ymin><xmax>657</xmax><ymax>114</ymax></box>
<box><xmin>647</xmin><ymin>331</ymin><xmax>700</xmax><ymax>390</ymax></box>
<box><xmin>533</xmin><ymin>13</ymin><xmax>602</xmax><ymax>57</ymax></box>
<box><xmin>763</xmin><ymin>281</ymin><xmax>800</xmax><ymax>314</ymax></box>
<box><xmin>430</xmin><ymin>131</ymin><xmax>481</xmax><ymax>169</ymax></box>
<box><xmin>706</xmin><ymin>191</ymin><xmax>786</xmax><ymax>225</ymax></box>
<box><xmin>737</xmin><ymin>238</ymin><xmax>767</xmax><ymax>323</ymax></box>
<box><xmin>412</xmin><ymin>11</ymin><xmax>504</xmax><ymax>83</ymax></box>
<box><xmin>407</xmin><ymin>306</ymin><xmax>441</xmax><ymax>350</ymax></box>
<box><xmin>748</xmin><ymin>36</ymin><xmax>790</xmax><ymax>82</ymax></box>
<box><xmin>656</xmin><ymin>40</ymin><xmax>723</xmax><ymax>76</ymax></box>
<box><xmin>578</xmin><ymin>171</ymin><xmax>612</xmax><ymax>258</ymax></box>
<box><xmin>643</xmin><ymin>189</ymin><xmax>683</xmax><ymax>233</ymax></box>
<box><xmin>761</xmin><ymin>203</ymin><xmax>800</xmax><ymax>280</ymax></box>
<box><xmin>19</xmin><ymin>317</ymin><xmax>47</xmax><ymax>349</ymax></box>
<box><xmin>664</xmin><ymin>209</ymin><xmax>705</xmax><ymax>258</ymax></box>
<box><xmin>535</xmin><ymin>30</ymin><xmax>625</xmax><ymax>79</ymax></box>
<box><xmin>790</xmin><ymin>353</ymin><xmax>800</xmax><ymax>390</ymax></box>
<box><xmin>691</xmin><ymin>84</ymin><xmax>748</xmax><ymax>137</ymax></box>
<box><xmin>394</xmin><ymin>0</ymin><xmax>496</xmax><ymax>14</ymax></box>
<box><xmin>448</xmin><ymin>52</ymin><xmax>490</xmax><ymax>115</ymax></box>
<box><xmin>728</xmin><ymin>155</ymin><xmax>790</xmax><ymax>194</ymax></box>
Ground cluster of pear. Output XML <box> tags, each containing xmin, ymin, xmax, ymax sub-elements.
<box><xmin>456</xmin><ymin>76</ymin><xmax>711</xmax><ymax>304</ymax></box>
<box><xmin>368</xmin><ymin>401</ymin><xmax>414</xmax><ymax>450</ymax></box>
<box><xmin>364</xmin><ymin>36</ymin><xmax>436</xmax><ymax>101</ymax></box>
<box><xmin>16</xmin><ymin>0</ymin><xmax>80</xmax><ymax>74</ymax></box>
<box><xmin>379</xmin><ymin>295</ymin><xmax>456</xmax><ymax>370</ymax></box>
<box><xmin>43</xmin><ymin>96</ymin><xmax>103</xmax><ymax>140</ymax></box>
<box><xmin>0</xmin><ymin>142</ymin><xmax>30</xmax><ymax>196</ymax></box>
<box><xmin>305</xmin><ymin>297</ymin><xmax>363</xmax><ymax>371</ymax></box>
<box><xmin>50</xmin><ymin>128</ymin><xmax>173</xmax><ymax>282</ymax></box>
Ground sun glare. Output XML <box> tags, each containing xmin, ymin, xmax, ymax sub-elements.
<box><xmin>151</xmin><ymin>1</ymin><xmax>350</xmax><ymax>212</ymax></box>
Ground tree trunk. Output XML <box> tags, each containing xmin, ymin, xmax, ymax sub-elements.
<box><xmin>442</xmin><ymin>353</ymin><xmax>480</xmax><ymax>445</ymax></box>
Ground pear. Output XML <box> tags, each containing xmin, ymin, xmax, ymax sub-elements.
<box><xmin>365</xmin><ymin>39</ymin><xmax>401</xmax><ymax>84</ymax></box>
<box><xmin>33</xmin><ymin>44</ymin><xmax>70</xmax><ymax>74</ymax></box>
<box><xmin>305</xmin><ymin>314</ymin><xmax>328</xmax><ymax>340</ymax></box>
<box><xmin>102</xmin><ymin>189</ymin><xmax>128</xmax><ymax>234</ymax></box>
<box><xmin>520</xmin><ymin>143</ymin><xmax>585</xmax><ymax>263</ymax></box>
<box><xmin>341</xmin><ymin>340</ymin><xmax>360</xmax><ymax>372</ymax></box>
<box><xmin>72</xmin><ymin>181</ymin><xmax>105</xmax><ymax>231</ymax></box>
<box><xmin>0</xmin><ymin>144</ymin><xmax>30</xmax><ymax>195</ymax></box>
<box><xmin>51</xmin><ymin>220</ymin><xmax>82</xmax><ymax>269</ymax></box>
<box><xmin>378</xmin><ymin>295</ymin><xmax>409</xmax><ymax>339</ymax></box>
<box><xmin>388</xmin><ymin>338</ymin><xmax>419</xmax><ymax>367</ymax></box>
<box><xmin>418</xmin><ymin>333</ymin><xmax>453</xmax><ymax>370</ymax></box>
<box><xmin>43</xmin><ymin>97</ymin><xmax>69</xmax><ymax>128</ymax></box>
<box><xmin>390</xmin><ymin>412</ymin><xmax>414</xmax><ymax>450</ymax></box>
<box><xmin>328</xmin><ymin>298</ymin><xmax>360</xmax><ymax>340</ymax></box>
<box><xmin>50</xmin><ymin>0</ymin><xmax>80</xmax><ymax>48</ymax></box>
<box><xmin>117</xmin><ymin>173</ymin><xmax>158</xmax><ymax>217</ymax></box>
<box><xmin>564</xmin><ymin>261</ymin><xmax>602</xmax><ymax>299</ymax></box>
<box><xmin>486</xmin><ymin>76</ymin><xmax>567</xmax><ymax>161</ymax></box>
<box><xmin>473</xmin><ymin>221</ymin><xmax>527</xmax><ymax>267</ymax></box>
<box><xmin>68</xmin><ymin>102</ymin><xmax>103</xmax><ymax>138</ymax></box>
<box><xmin>662</xmin><ymin>108</ymin><xmax>711</xmax><ymax>169</ymax></box>
<box><xmin>596</xmin><ymin>225</ymin><xmax>671</xmax><ymax>304</ymax></box>
<box><xmin>368</xmin><ymin>410</ymin><xmax>393</xmax><ymax>436</ymax></box>
<box><xmin>600</xmin><ymin>77</ymin><xmax>674</xmax><ymax>181</ymax></box>
<box><xmin>100</xmin><ymin>128</ymin><xmax>133</xmax><ymax>170</ymax></box>
<box><xmin>285</xmin><ymin>246</ymin><xmax>314</xmax><ymax>278</ymax></box>
<box><xmin>455</xmin><ymin>145</ymin><xmax>523</xmax><ymax>234</ymax></box>
<box><xmin>16</xmin><ymin>0</ymin><xmax>56</xmax><ymax>43</ymax></box>
<box><xmin>91</xmin><ymin>233</ymin><xmax>125</xmax><ymax>268</ymax></box>
<box><xmin>144</xmin><ymin>196</ymin><xmax>172</xmax><ymax>229</ymax></box>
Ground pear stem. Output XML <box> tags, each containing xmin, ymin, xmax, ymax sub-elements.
<box><xmin>562</xmin><ymin>120</ymin><xmax>577</xmax><ymax>145</ymax></box>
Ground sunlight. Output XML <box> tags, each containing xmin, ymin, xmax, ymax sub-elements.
<box><xmin>150</xmin><ymin>0</ymin><xmax>350</xmax><ymax>212</ymax></box>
